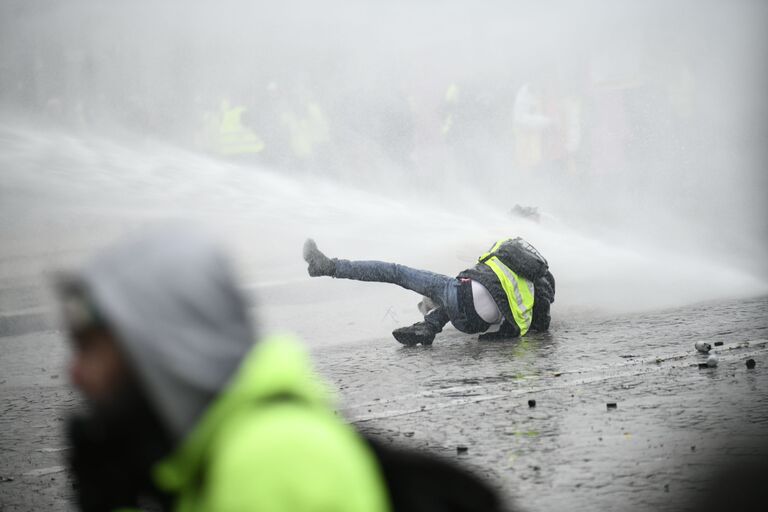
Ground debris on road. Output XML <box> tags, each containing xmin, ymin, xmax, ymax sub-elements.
<box><xmin>714</xmin><ymin>341</ymin><xmax>724</xmax><ymax>347</ymax></box>
<box><xmin>695</xmin><ymin>341</ymin><xmax>712</xmax><ymax>353</ymax></box>
<box><xmin>698</xmin><ymin>363</ymin><xmax>709</xmax><ymax>370</ymax></box>
<box><xmin>528</xmin><ymin>399</ymin><xmax>536</xmax><ymax>408</ymax></box>
<box><xmin>606</xmin><ymin>402</ymin><xmax>617</xmax><ymax>410</ymax></box>
<box><xmin>457</xmin><ymin>445</ymin><xmax>468</xmax><ymax>455</ymax></box>
<box><xmin>706</xmin><ymin>355</ymin><xmax>718</xmax><ymax>368</ymax></box>
<box><xmin>746</xmin><ymin>359</ymin><xmax>756</xmax><ymax>369</ymax></box>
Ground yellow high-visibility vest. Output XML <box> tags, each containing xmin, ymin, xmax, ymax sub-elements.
<box><xmin>214</xmin><ymin>100</ymin><xmax>265</xmax><ymax>156</ymax></box>
<box><xmin>479</xmin><ymin>239</ymin><xmax>535</xmax><ymax>335</ymax></box>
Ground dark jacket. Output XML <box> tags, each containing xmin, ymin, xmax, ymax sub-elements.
<box><xmin>458</xmin><ymin>237</ymin><xmax>556</xmax><ymax>337</ymax></box>
<box><xmin>458</xmin><ymin>265</ymin><xmax>555</xmax><ymax>336</ymax></box>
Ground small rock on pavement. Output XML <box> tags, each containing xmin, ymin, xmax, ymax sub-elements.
<box><xmin>714</xmin><ymin>341</ymin><xmax>724</xmax><ymax>347</ymax></box>
<box><xmin>695</xmin><ymin>341</ymin><xmax>712</xmax><ymax>353</ymax></box>
<box><xmin>457</xmin><ymin>445</ymin><xmax>468</xmax><ymax>455</ymax></box>
<box><xmin>707</xmin><ymin>355</ymin><xmax>718</xmax><ymax>368</ymax></box>
<box><xmin>746</xmin><ymin>359</ymin><xmax>756</xmax><ymax>369</ymax></box>
<box><xmin>606</xmin><ymin>402</ymin><xmax>617</xmax><ymax>410</ymax></box>
<box><xmin>528</xmin><ymin>399</ymin><xmax>536</xmax><ymax>408</ymax></box>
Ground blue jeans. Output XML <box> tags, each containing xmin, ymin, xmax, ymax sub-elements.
<box><xmin>334</xmin><ymin>259</ymin><xmax>474</xmax><ymax>333</ymax></box>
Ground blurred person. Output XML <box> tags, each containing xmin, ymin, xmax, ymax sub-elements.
<box><xmin>440</xmin><ymin>83</ymin><xmax>460</xmax><ymax>137</ymax></box>
<box><xmin>513</xmin><ymin>81</ymin><xmax>553</xmax><ymax>171</ymax></box>
<box><xmin>280</xmin><ymin>87</ymin><xmax>330</xmax><ymax>168</ymax></box>
<box><xmin>303</xmin><ymin>237</ymin><xmax>555</xmax><ymax>346</ymax></box>
<box><xmin>57</xmin><ymin>226</ymin><xmax>388</xmax><ymax>511</ymax></box>
<box><xmin>561</xmin><ymin>91</ymin><xmax>584</xmax><ymax>175</ymax></box>
<box><xmin>203</xmin><ymin>98</ymin><xmax>265</xmax><ymax>157</ymax></box>
<box><xmin>59</xmin><ymin>226</ymin><xmax>505</xmax><ymax>512</ymax></box>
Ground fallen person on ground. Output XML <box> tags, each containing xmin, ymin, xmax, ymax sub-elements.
<box><xmin>303</xmin><ymin>237</ymin><xmax>555</xmax><ymax>346</ymax></box>
<box><xmin>58</xmin><ymin>225</ymin><xmax>505</xmax><ymax>512</ymax></box>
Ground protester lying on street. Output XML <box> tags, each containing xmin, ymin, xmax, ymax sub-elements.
<box><xmin>57</xmin><ymin>225</ymin><xmax>505</xmax><ymax>512</ymax></box>
<box><xmin>303</xmin><ymin>237</ymin><xmax>555</xmax><ymax>346</ymax></box>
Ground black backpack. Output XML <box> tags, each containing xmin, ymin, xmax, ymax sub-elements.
<box><xmin>480</xmin><ymin>237</ymin><xmax>549</xmax><ymax>282</ymax></box>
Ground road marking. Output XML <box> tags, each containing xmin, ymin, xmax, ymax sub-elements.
<box><xmin>23</xmin><ymin>466</ymin><xmax>65</xmax><ymax>477</ymax></box>
<box><xmin>37</xmin><ymin>447</ymin><xmax>68</xmax><ymax>453</ymax></box>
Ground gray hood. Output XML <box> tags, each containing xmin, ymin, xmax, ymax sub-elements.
<box><xmin>78</xmin><ymin>225</ymin><xmax>255</xmax><ymax>442</ymax></box>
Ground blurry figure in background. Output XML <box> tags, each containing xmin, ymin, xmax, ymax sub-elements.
<box><xmin>585</xmin><ymin>45</ymin><xmax>642</xmax><ymax>176</ymax></box>
<box><xmin>512</xmin><ymin>81</ymin><xmax>553</xmax><ymax>171</ymax></box>
<box><xmin>561</xmin><ymin>86</ymin><xmax>584</xmax><ymax>175</ymax></box>
<box><xmin>539</xmin><ymin>71</ymin><xmax>585</xmax><ymax>177</ymax></box>
<box><xmin>249</xmin><ymin>81</ymin><xmax>296</xmax><ymax>169</ymax></box>
<box><xmin>403</xmin><ymin>65</ymin><xmax>458</xmax><ymax>187</ymax></box>
<box><xmin>587</xmin><ymin>84</ymin><xmax>630</xmax><ymax>176</ymax></box>
<box><xmin>280</xmin><ymin>87</ymin><xmax>330</xmax><ymax>169</ymax></box>
<box><xmin>303</xmin><ymin>237</ymin><xmax>555</xmax><ymax>346</ymax></box>
<box><xmin>57</xmin><ymin>227</ymin><xmax>387</xmax><ymax>511</ymax></box>
<box><xmin>203</xmin><ymin>98</ymin><xmax>265</xmax><ymax>157</ymax></box>
<box><xmin>59</xmin><ymin>226</ymin><xmax>505</xmax><ymax>512</ymax></box>
<box><xmin>440</xmin><ymin>83</ymin><xmax>460</xmax><ymax>137</ymax></box>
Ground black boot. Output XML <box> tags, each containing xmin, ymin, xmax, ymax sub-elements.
<box><xmin>303</xmin><ymin>239</ymin><xmax>336</xmax><ymax>277</ymax></box>
<box><xmin>392</xmin><ymin>321</ymin><xmax>438</xmax><ymax>346</ymax></box>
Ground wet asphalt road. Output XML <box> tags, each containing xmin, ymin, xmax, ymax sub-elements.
<box><xmin>1</xmin><ymin>126</ymin><xmax>767</xmax><ymax>509</ymax></box>
<box><xmin>2</xmin><ymin>295</ymin><xmax>766</xmax><ymax>511</ymax></box>
<box><xmin>319</xmin><ymin>295</ymin><xmax>768</xmax><ymax>512</ymax></box>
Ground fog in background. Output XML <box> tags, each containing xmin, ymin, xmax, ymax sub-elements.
<box><xmin>1</xmin><ymin>0</ymin><xmax>767</xmax><ymax>337</ymax></box>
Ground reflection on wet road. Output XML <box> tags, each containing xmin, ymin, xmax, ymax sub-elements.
<box><xmin>314</xmin><ymin>296</ymin><xmax>768</xmax><ymax>512</ymax></box>
<box><xmin>1</xmin><ymin>289</ymin><xmax>766</xmax><ymax>511</ymax></box>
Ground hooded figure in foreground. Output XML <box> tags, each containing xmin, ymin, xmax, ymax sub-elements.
<box><xmin>60</xmin><ymin>226</ymin><xmax>505</xmax><ymax>512</ymax></box>
<box><xmin>59</xmin><ymin>226</ymin><xmax>390</xmax><ymax>511</ymax></box>
<box><xmin>303</xmin><ymin>237</ymin><xmax>555</xmax><ymax>346</ymax></box>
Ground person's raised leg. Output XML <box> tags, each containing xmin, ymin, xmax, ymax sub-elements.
<box><xmin>303</xmin><ymin>239</ymin><xmax>452</xmax><ymax>304</ymax></box>
<box><xmin>303</xmin><ymin>239</ymin><xmax>459</xmax><ymax>346</ymax></box>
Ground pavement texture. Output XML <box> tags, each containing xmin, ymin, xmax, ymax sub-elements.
<box><xmin>1</xmin><ymin>126</ymin><xmax>767</xmax><ymax>510</ymax></box>
<box><xmin>1</xmin><ymin>296</ymin><xmax>766</xmax><ymax>511</ymax></box>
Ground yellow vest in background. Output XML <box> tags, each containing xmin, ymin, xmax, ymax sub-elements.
<box><xmin>210</xmin><ymin>99</ymin><xmax>265</xmax><ymax>156</ymax></box>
